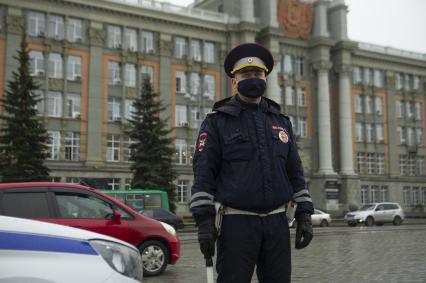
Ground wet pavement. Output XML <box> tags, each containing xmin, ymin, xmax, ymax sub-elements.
<box><xmin>144</xmin><ymin>224</ymin><xmax>426</xmax><ymax>283</ymax></box>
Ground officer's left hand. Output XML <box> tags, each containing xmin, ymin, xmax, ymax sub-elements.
<box><xmin>295</xmin><ymin>213</ymin><xmax>313</xmax><ymax>249</ymax></box>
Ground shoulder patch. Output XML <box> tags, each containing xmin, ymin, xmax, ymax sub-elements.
<box><xmin>206</xmin><ymin>110</ymin><xmax>217</xmax><ymax>116</ymax></box>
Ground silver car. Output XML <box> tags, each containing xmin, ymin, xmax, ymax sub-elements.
<box><xmin>311</xmin><ymin>209</ymin><xmax>332</xmax><ymax>227</ymax></box>
<box><xmin>344</xmin><ymin>202</ymin><xmax>405</xmax><ymax>226</ymax></box>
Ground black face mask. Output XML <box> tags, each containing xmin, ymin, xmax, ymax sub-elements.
<box><xmin>237</xmin><ymin>78</ymin><xmax>267</xmax><ymax>98</ymax></box>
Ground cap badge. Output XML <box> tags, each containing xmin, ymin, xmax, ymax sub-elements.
<box><xmin>279</xmin><ymin>131</ymin><xmax>289</xmax><ymax>143</ymax></box>
<box><xmin>247</xmin><ymin>57</ymin><xmax>253</xmax><ymax>63</ymax></box>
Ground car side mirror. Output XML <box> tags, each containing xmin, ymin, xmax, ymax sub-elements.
<box><xmin>113</xmin><ymin>210</ymin><xmax>121</xmax><ymax>222</ymax></box>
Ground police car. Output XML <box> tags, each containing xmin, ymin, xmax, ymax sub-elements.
<box><xmin>0</xmin><ymin>215</ymin><xmax>143</xmax><ymax>282</ymax></box>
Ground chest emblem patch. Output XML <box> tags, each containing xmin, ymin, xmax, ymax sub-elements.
<box><xmin>279</xmin><ymin>130</ymin><xmax>289</xmax><ymax>143</ymax></box>
<box><xmin>197</xmin><ymin>132</ymin><xmax>208</xmax><ymax>152</ymax></box>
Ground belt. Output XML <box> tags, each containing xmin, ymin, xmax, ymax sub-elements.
<box><xmin>222</xmin><ymin>204</ymin><xmax>287</xmax><ymax>217</ymax></box>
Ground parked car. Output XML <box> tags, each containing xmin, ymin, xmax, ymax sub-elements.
<box><xmin>0</xmin><ymin>215</ymin><xmax>143</xmax><ymax>283</ymax></box>
<box><xmin>0</xmin><ymin>182</ymin><xmax>180</xmax><ymax>276</ymax></box>
<box><xmin>139</xmin><ymin>208</ymin><xmax>185</xmax><ymax>230</ymax></box>
<box><xmin>289</xmin><ymin>209</ymin><xmax>332</xmax><ymax>228</ymax></box>
<box><xmin>344</xmin><ymin>202</ymin><xmax>404</xmax><ymax>226</ymax></box>
<box><xmin>311</xmin><ymin>209</ymin><xmax>332</xmax><ymax>227</ymax></box>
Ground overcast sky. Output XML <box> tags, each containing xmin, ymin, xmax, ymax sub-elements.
<box><xmin>159</xmin><ymin>0</ymin><xmax>426</xmax><ymax>54</ymax></box>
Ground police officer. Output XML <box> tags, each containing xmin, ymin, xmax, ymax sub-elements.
<box><xmin>190</xmin><ymin>43</ymin><xmax>314</xmax><ymax>283</ymax></box>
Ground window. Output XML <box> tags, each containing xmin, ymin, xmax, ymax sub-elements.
<box><xmin>27</xmin><ymin>11</ymin><xmax>45</xmax><ymax>36</ymax></box>
<box><xmin>107</xmin><ymin>134</ymin><xmax>120</xmax><ymax>162</ymax></box>
<box><xmin>29</xmin><ymin>51</ymin><xmax>44</xmax><ymax>76</ymax></box>
<box><xmin>355</xmin><ymin>95</ymin><xmax>362</xmax><ymax>113</ymax></box>
<box><xmin>283</xmin><ymin>55</ymin><xmax>293</xmax><ymax>75</ymax></box>
<box><xmin>371</xmin><ymin>185</ymin><xmax>380</xmax><ymax>202</ymax></box>
<box><xmin>190</xmin><ymin>107</ymin><xmax>203</xmax><ymax>130</ymax></box>
<box><xmin>397</xmin><ymin>126</ymin><xmax>405</xmax><ymax>144</ymax></box>
<box><xmin>48</xmin><ymin>15</ymin><xmax>64</xmax><ymax>39</ymax></box>
<box><xmin>415</xmin><ymin>102</ymin><xmax>422</xmax><ymax>120</ymax></box>
<box><xmin>360</xmin><ymin>185</ymin><xmax>369</xmax><ymax>204</ymax></box>
<box><xmin>352</xmin><ymin>66</ymin><xmax>362</xmax><ymax>85</ymax></box>
<box><xmin>190</xmin><ymin>39</ymin><xmax>201</xmax><ymax>61</ymax></box>
<box><xmin>299</xmin><ymin>117</ymin><xmax>307</xmax><ymax>138</ymax></box>
<box><xmin>396</xmin><ymin>101</ymin><xmax>404</xmax><ymax>118</ymax></box>
<box><xmin>363</xmin><ymin>68</ymin><xmax>372</xmax><ymax>86</ymax></box>
<box><xmin>373</xmin><ymin>70</ymin><xmax>383</xmax><ymax>88</ymax></box>
<box><xmin>108</xmin><ymin>61</ymin><xmax>121</xmax><ymax>85</ymax></box>
<box><xmin>176</xmin><ymin>71</ymin><xmax>187</xmax><ymax>93</ymax></box>
<box><xmin>175</xmin><ymin>139</ymin><xmax>187</xmax><ymax>165</ymax></box>
<box><xmin>47</xmin><ymin>92</ymin><xmax>62</xmax><ymax>117</ymax></box>
<box><xmin>204</xmin><ymin>75</ymin><xmax>215</xmax><ymax>100</ymax></box>
<box><xmin>367</xmin><ymin>153</ymin><xmax>375</xmax><ymax>174</ymax></box>
<box><xmin>297</xmin><ymin>88</ymin><xmax>306</xmax><ymax>106</ymax></box>
<box><xmin>404</xmin><ymin>74</ymin><xmax>411</xmax><ymax>91</ymax></box>
<box><xmin>418</xmin><ymin>157</ymin><xmax>425</xmax><ymax>176</ymax></box>
<box><xmin>124</xmin><ymin>178</ymin><xmax>132</xmax><ymax>190</ymax></box>
<box><xmin>67</xmin><ymin>56</ymin><xmax>82</xmax><ymax>80</ymax></box>
<box><xmin>203</xmin><ymin>42</ymin><xmax>215</xmax><ymax>63</ymax></box>
<box><xmin>357</xmin><ymin>152</ymin><xmax>365</xmax><ymax>173</ymax></box>
<box><xmin>124</xmin><ymin>64</ymin><xmax>136</xmax><ymax>87</ymax></box>
<box><xmin>124</xmin><ymin>99</ymin><xmax>136</xmax><ymax>121</ymax></box>
<box><xmin>412</xmin><ymin>187</ymin><xmax>420</xmax><ymax>205</ymax></box>
<box><xmin>355</xmin><ymin>123</ymin><xmax>364</xmax><ymax>142</ymax></box>
<box><xmin>190</xmin><ymin>73</ymin><xmax>200</xmax><ymax>96</ymax></box>
<box><xmin>407</xmin><ymin>127</ymin><xmax>415</xmax><ymax>146</ymax></box>
<box><xmin>175</xmin><ymin>37</ymin><xmax>187</xmax><ymax>59</ymax></box>
<box><xmin>107</xmin><ymin>25</ymin><xmax>122</xmax><ymax>48</ymax></box>
<box><xmin>56</xmin><ymin>193</ymin><xmax>114</xmax><ymax>219</ymax></box>
<box><xmin>175</xmin><ymin>105</ymin><xmax>187</xmax><ymax>127</ymax></box>
<box><xmin>375</xmin><ymin>124</ymin><xmax>384</xmax><ymax>142</ymax></box>
<box><xmin>377</xmin><ymin>153</ymin><xmax>385</xmax><ymax>174</ymax></box>
<box><xmin>124</xmin><ymin>28</ymin><xmax>137</xmax><ymax>51</ymax></box>
<box><xmin>48</xmin><ymin>53</ymin><xmax>63</xmax><ymax>78</ymax></box>
<box><xmin>406</xmin><ymin>101</ymin><xmax>414</xmax><ymax>118</ymax></box>
<box><xmin>423</xmin><ymin>188</ymin><xmax>426</xmax><ymax>204</ymax></box>
<box><xmin>380</xmin><ymin>186</ymin><xmax>388</xmax><ymax>202</ymax></box>
<box><xmin>65</xmin><ymin>177</ymin><xmax>81</xmax><ymax>184</ymax></box>
<box><xmin>285</xmin><ymin>86</ymin><xmax>295</xmax><ymax>106</ymax></box>
<box><xmin>287</xmin><ymin>115</ymin><xmax>295</xmax><ymax>127</ymax></box>
<box><xmin>295</xmin><ymin>56</ymin><xmax>304</xmax><ymax>76</ymax></box>
<box><xmin>140</xmin><ymin>65</ymin><xmax>153</xmax><ymax>84</ymax></box>
<box><xmin>395</xmin><ymin>73</ymin><xmax>403</xmax><ymax>90</ymax></box>
<box><xmin>66</xmin><ymin>93</ymin><xmax>81</xmax><ymax>118</ymax></box>
<box><xmin>413</xmin><ymin>76</ymin><xmax>420</xmax><ymax>90</ymax></box>
<box><xmin>3</xmin><ymin>192</ymin><xmax>50</xmax><ymax>218</ymax></box>
<box><xmin>402</xmin><ymin>187</ymin><xmax>411</xmax><ymax>205</ymax></box>
<box><xmin>67</xmin><ymin>18</ymin><xmax>83</xmax><ymax>42</ymax></box>
<box><xmin>177</xmin><ymin>180</ymin><xmax>189</xmax><ymax>203</ymax></box>
<box><xmin>408</xmin><ymin>154</ymin><xmax>416</xmax><ymax>176</ymax></box>
<box><xmin>141</xmin><ymin>31</ymin><xmax>154</xmax><ymax>53</ymax></box>
<box><xmin>364</xmin><ymin>96</ymin><xmax>372</xmax><ymax>114</ymax></box>
<box><xmin>123</xmin><ymin>136</ymin><xmax>135</xmax><ymax>162</ymax></box>
<box><xmin>64</xmin><ymin>132</ymin><xmax>80</xmax><ymax>161</ymax></box>
<box><xmin>365</xmin><ymin>124</ymin><xmax>374</xmax><ymax>143</ymax></box>
<box><xmin>34</xmin><ymin>90</ymin><xmax>45</xmax><ymax>114</ymax></box>
<box><xmin>108</xmin><ymin>97</ymin><xmax>121</xmax><ymax>121</ymax></box>
<box><xmin>374</xmin><ymin>96</ymin><xmax>382</xmax><ymax>115</ymax></box>
<box><xmin>47</xmin><ymin>131</ymin><xmax>61</xmax><ymax>160</ymax></box>
<box><xmin>399</xmin><ymin>154</ymin><xmax>407</xmax><ymax>175</ymax></box>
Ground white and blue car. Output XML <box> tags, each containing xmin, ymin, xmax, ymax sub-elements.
<box><xmin>0</xmin><ymin>215</ymin><xmax>143</xmax><ymax>283</ymax></box>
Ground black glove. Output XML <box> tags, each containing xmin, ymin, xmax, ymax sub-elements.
<box><xmin>197</xmin><ymin>218</ymin><xmax>217</xmax><ymax>259</ymax></box>
<box><xmin>295</xmin><ymin>213</ymin><xmax>313</xmax><ymax>249</ymax></box>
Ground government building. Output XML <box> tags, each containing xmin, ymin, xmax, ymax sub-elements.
<box><xmin>0</xmin><ymin>0</ymin><xmax>425</xmax><ymax>217</ymax></box>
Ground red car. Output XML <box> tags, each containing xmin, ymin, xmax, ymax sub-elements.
<box><xmin>0</xmin><ymin>182</ymin><xmax>180</xmax><ymax>276</ymax></box>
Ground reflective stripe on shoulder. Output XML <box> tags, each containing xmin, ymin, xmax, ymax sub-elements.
<box><xmin>0</xmin><ymin>231</ymin><xmax>98</xmax><ymax>255</ymax></box>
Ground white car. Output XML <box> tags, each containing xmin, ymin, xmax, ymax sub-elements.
<box><xmin>344</xmin><ymin>202</ymin><xmax>405</xmax><ymax>226</ymax></box>
<box><xmin>0</xmin><ymin>215</ymin><xmax>143</xmax><ymax>283</ymax></box>
<box><xmin>311</xmin><ymin>209</ymin><xmax>332</xmax><ymax>227</ymax></box>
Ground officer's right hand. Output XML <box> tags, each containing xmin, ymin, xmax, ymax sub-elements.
<box><xmin>295</xmin><ymin>213</ymin><xmax>313</xmax><ymax>249</ymax></box>
<box><xmin>197</xmin><ymin>218</ymin><xmax>217</xmax><ymax>259</ymax></box>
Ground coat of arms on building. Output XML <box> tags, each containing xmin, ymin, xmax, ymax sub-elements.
<box><xmin>277</xmin><ymin>0</ymin><xmax>314</xmax><ymax>39</ymax></box>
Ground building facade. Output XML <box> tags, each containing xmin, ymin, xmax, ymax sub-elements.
<box><xmin>0</xmin><ymin>0</ymin><xmax>425</xmax><ymax>217</ymax></box>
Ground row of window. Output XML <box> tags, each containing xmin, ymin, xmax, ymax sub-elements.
<box><xmin>355</xmin><ymin>123</ymin><xmax>384</xmax><ymax>143</ymax></box>
<box><xmin>108</xmin><ymin>61</ymin><xmax>153</xmax><ymax>87</ymax></box>
<box><xmin>174</xmin><ymin>37</ymin><xmax>215</xmax><ymax>63</ymax></box>
<box><xmin>399</xmin><ymin>154</ymin><xmax>425</xmax><ymax>176</ymax></box>
<box><xmin>29</xmin><ymin>51</ymin><xmax>81</xmax><ymax>80</ymax></box>
<box><xmin>175</xmin><ymin>106</ymin><xmax>210</xmax><ymax>129</ymax></box>
<box><xmin>283</xmin><ymin>86</ymin><xmax>307</xmax><ymax>107</ymax></box>
<box><xmin>402</xmin><ymin>186</ymin><xmax>426</xmax><ymax>205</ymax></box>
<box><xmin>175</xmin><ymin>71</ymin><xmax>216</xmax><ymax>99</ymax></box>
<box><xmin>353</xmin><ymin>66</ymin><xmax>422</xmax><ymax>90</ymax></box>
<box><xmin>35</xmin><ymin>91</ymin><xmax>81</xmax><ymax>118</ymax></box>
<box><xmin>395</xmin><ymin>101</ymin><xmax>423</xmax><ymax>120</ymax></box>
<box><xmin>276</xmin><ymin>54</ymin><xmax>305</xmax><ymax>77</ymax></box>
<box><xmin>356</xmin><ymin>152</ymin><xmax>386</xmax><ymax>175</ymax></box>
<box><xmin>395</xmin><ymin>73</ymin><xmax>422</xmax><ymax>91</ymax></box>
<box><xmin>287</xmin><ymin>116</ymin><xmax>308</xmax><ymax>138</ymax></box>
<box><xmin>354</xmin><ymin>95</ymin><xmax>383</xmax><ymax>115</ymax></box>
<box><xmin>106</xmin><ymin>25</ymin><xmax>155</xmax><ymax>52</ymax></box>
<box><xmin>360</xmin><ymin>185</ymin><xmax>388</xmax><ymax>204</ymax></box>
<box><xmin>396</xmin><ymin>127</ymin><xmax>424</xmax><ymax>146</ymax></box>
<box><xmin>47</xmin><ymin>131</ymin><xmax>81</xmax><ymax>161</ymax></box>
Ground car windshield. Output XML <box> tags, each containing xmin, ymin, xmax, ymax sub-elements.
<box><xmin>359</xmin><ymin>204</ymin><xmax>376</xmax><ymax>211</ymax></box>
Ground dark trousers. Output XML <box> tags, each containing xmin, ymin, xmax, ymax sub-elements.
<box><xmin>216</xmin><ymin>212</ymin><xmax>291</xmax><ymax>283</ymax></box>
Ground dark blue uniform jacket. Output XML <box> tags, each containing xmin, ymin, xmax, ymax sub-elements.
<box><xmin>190</xmin><ymin>95</ymin><xmax>314</xmax><ymax>224</ymax></box>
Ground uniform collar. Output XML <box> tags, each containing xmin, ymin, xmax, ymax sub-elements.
<box><xmin>213</xmin><ymin>95</ymin><xmax>281</xmax><ymax>117</ymax></box>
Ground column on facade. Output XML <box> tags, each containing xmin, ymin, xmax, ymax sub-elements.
<box><xmin>266</xmin><ymin>67</ymin><xmax>281</xmax><ymax>105</ymax></box>
<box><xmin>338</xmin><ymin>65</ymin><xmax>355</xmax><ymax>175</ymax></box>
<box><xmin>313</xmin><ymin>0</ymin><xmax>329</xmax><ymax>37</ymax></box>
<box><xmin>240</xmin><ymin>0</ymin><xmax>254</xmax><ymax>23</ymax></box>
<box><xmin>314</xmin><ymin>61</ymin><xmax>336</xmax><ymax>175</ymax></box>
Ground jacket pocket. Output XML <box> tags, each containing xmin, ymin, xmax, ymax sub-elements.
<box><xmin>272</xmin><ymin>131</ymin><xmax>289</xmax><ymax>159</ymax></box>
<box><xmin>223</xmin><ymin>133</ymin><xmax>253</xmax><ymax>161</ymax></box>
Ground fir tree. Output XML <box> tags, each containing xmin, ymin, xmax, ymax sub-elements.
<box><xmin>0</xmin><ymin>33</ymin><xmax>50</xmax><ymax>182</ymax></box>
<box><xmin>129</xmin><ymin>76</ymin><xmax>177</xmax><ymax>211</ymax></box>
